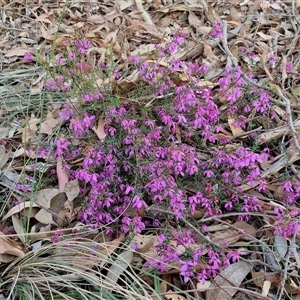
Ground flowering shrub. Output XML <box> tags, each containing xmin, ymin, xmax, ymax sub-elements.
<box><xmin>27</xmin><ymin>30</ymin><xmax>300</xmax><ymax>284</ymax></box>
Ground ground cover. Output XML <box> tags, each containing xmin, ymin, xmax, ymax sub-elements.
<box><xmin>1</xmin><ymin>0</ymin><xmax>300</xmax><ymax>299</ymax></box>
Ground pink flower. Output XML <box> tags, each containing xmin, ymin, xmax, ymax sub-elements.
<box><xmin>180</xmin><ymin>261</ymin><xmax>196</xmax><ymax>283</ymax></box>
<box><xmin>132</xmin><ymin>195</ymin><xmax>147</xmax><ymax>210</ymax></box>
<box><xmin>24</xmin><ymin>52</ymin><xmax>35</xmax><ymax>61</ymax></box>
<box><xmin>54</xmin><ymin>138</ymin><xmax>70</xmax><ymax>157</ymax></box>
<box><xmin>56</xmin><ymin>57</ymin><xmax>65</xmax><ymax>65</ymax></box>
<box><xmin>68</xmin><ymin>52</ymin><xmax>76</xmax><ymax>61</ymax></box>
<box><xmin>283</xmin><ymin>180</ymin><xmax>293</xmax><ymax>193</ymax></box>
<box><xmin>227</xmin><ymin>249</ymin><xmax>241</xmax><ymax>262</ymax></box>
<box><xmin>197</xmin><ymin>269</ymin><xmax>208</xmax><ymax>285</ymax></box>
<box><xmin>157</xmin><ymin>234</ymin><xmax>166</xmax><ymax>245</ymax></box>
<box><xmin>210</xmin><ymin>22</ymin><xmax>222</xmax><ymax>39</ymax></box>
<box><xmin>286</xmin><ymin>62</ymin><xmax>293</xmax><ymax>72</ymax></box>
<box><xmin>59</xmin><ymin>106</ymin><xmax>74</xmax><ymax>121</ymax></box>
<box><xmin>167</xmin><ymin>42</ymin><xmax>178</xmax><ymax>53</ymax></box>
<box><xmin>173</xmin><ymin>32</ymin><xmax>186</xmax><ymax>46</ymax></box>
<box><xmin>204</xmin><ymin>170</ymin><xmax>214</xmax><ymax>178</ymax></box>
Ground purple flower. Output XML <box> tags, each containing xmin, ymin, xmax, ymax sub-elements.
<box><xmin>283</xmin><ymin>180</ymin><xmax>293</xmax><ymax>193</ymax></box>
<box><xmin>197</xmin><ymin>269</ymin><xmax>208</xmax><ymax>285</ymax></box>
<box><xmin>128</xmin><ymin>55</ymin><xmax>141</xmax><ymax>66</ymax></box>
<box><xmin>167</xmin><ymin>42</ymin><xmax>178</xmax><ymax>53</ymax></box>
<box><xmin>210</xmin><ymin>22</ymin><xmax>222</xmax><ymax>39</ymax></box>
<box><xmin>133</xmin><ymin>216</ymin><xmax>145</xmax><ymax>233</ymax></box>
<box><xmin>68</xmin><ymin>52</ymin><xmax>76</xmax><ymax>61</ymax></box>
<box><xmin>180</xmin><ymin>261</ymin><xmax>196</xmax><ymax>283</ymax></box>
<box><xmin>132</xmin><ymin>195</ymin><xmax>147</xmax><ymax>210</ymax></box>
<box><xmin>76</xmin><ymin>62</ymin><xmax>88</xmax><ymax>70</ymax></box>
<box><xmin>227</xmin><ymin>249</ymin><xmax>241</xmax><ymax>262</ymax></box>
<box><xmin>204</xmin><ymin>170</ymin><xmax>214</xmax><ymax>178</ymax></box>
<box><xmin>45</xmin><ymin>79</ymin><xmax>58</xmax><ymax>91</ymax></box>
<box><xmin>74</xmin><ymin>39</ymin><xmax>90</xmax><ymax>55</ymax></box>
<box><xmin>59</xmin><ymin>106</ymin><xmax>74</xmax><ymax>121</ymax></box>
<box><xmin>173</xmin><ymin>32</ymin><xmax>186</xmax><ymax>46</ymax></box>
<box><xmin>24</xmin><ymin>52</ymin><xmax>35</xmax><ymax>62</ymax></box>
<box><xmin>227</xmin><ymin>87</ymin><xmax>242</xmax><ymax>104</ymax></box>
<box><xmin>286</xmin><ymin>62</ymin><xmax>293</xmax><ymax>72</ymax></box>
<box><xmin>268</xmin><ymin>55</ymin><xmax>277</xmax><ymax>63</ymax></box>
<box><xmin>157</xmin><ymin>234</ymin><xmax>166</xmax><ymax>245</ymax></box>
<box><xmin>54</xmin><ymin>138</ymin><xmax>71</xmax><ymax>157</ymax></box>
<box><xmin>56</xmin><ymin>57</ymin><xmax>66</xmax><ymax>65</ymax></box>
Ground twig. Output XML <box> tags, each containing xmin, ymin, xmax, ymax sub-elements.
<box><xmin>291</xmin><ymin>0</ymin><xmax>300</xmax><ymax>25</ymax></box>
<box><xmin>221</xmin><ymin>20</ymin><xmax>300</xmax><ymax>159</ymax></box>
<box><xmin>276</xmin><ymin>221</ymin><xmax>299</xmax><ymax>300</ymax></box>
<box><xmin>220</xmin><ymin>21</ymin><xmax>271</xmax><ymax>97</ymax></box>
<box><xmin>147</xmin><ymin>206</ymin><xmax>223</xmax><ymax>250</ymax></box>
<box><xmin>135</xmin><ymin>0</ymin><xmax>153</xmax><ymax>25</ymax></box>
<box><xmin>290</xmin><ymin>164</ymin><xmax>300</xmax><ymax>180</ymax></box>
<box><xmin>276</xmin><ymin>89</ymin><xmax>300</xmax><ymax>156</ymax></box>
<box><xmin>285</xmin><ymin>20</ymin><xmax>300</xmax><ymax>58</ymax></box>
<box><xmin>198</xmin><ymin>212</ymin><xmax>268</xmax><ymax>224</ymax></box>
<box><xmin>229</xmin><ymin>126</ymin><xmax>262</xmax><ymax>141</ymax></box>
<box><xmin>0</xmin><ymin>25</ymin><xmax>24</xmax><ymax>31</ymax></box>
<box><xmin>221</xmin><ymin>21</ymin><xmax>300</xmax><ymax>108</ymax></box>
<box><xmin>153</xmin><ymin>286</ymin><xmax>270</xmax><ymax>300</ymax></box>
<box><xmin>221</xmin><ymin>21</ymin><xmax>238</xmax><ymax>68</ymax></box>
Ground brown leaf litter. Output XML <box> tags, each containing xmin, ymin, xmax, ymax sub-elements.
<box><xmin>2</xmin><ymin>0</ymin><xmax>300</xmax><ymax>299</ymax></box>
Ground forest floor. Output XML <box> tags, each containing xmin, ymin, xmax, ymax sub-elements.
<box><xmin>1</xmin><ymin>0</ymin><xmax>300</xmax><ymax>299</ymax></box>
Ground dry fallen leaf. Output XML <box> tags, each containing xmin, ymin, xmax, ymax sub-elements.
<box><xmin>258</xmin><ymin>119</ymin><xmax>300</xmax><ymax>144</ymax></box>
<box><xmin>17</xmin><ymin>117</ymin><xmax>40</xmax><ymax>143</ymax></box>
<box><xmin>211</xmin><ymin>228</ymin><xmax>240</xmax><ymax>246</ymax></box>
<box><xmin>130</xmin><ymin>44</ymin><xmax>156</xmax><ymax>56</ymax></box>
<box><xmin>251</xmin><ymin>270</ymin><xmax>281</xmax><ymax>288</ymax></box>
<box><xmin>0</xmin><ymin>127</ymin><xmax>11</xmax><ymax>140</ymax></box>
<box><xmin>30</xmin><ymin>224</ymin><xmax>52</xmax><ymax>243</ymax></box>
<box><xmin>4</xmin><ymin>48</ymin><xmax>29</xmax><ymax>57</ymax></box>
<box><xmin>0</xmin><ymin>232</ymin><xmax>26</xmax><ymax>258</ymax></box>
<box><xmin>262</xmin><ymin>280</ymin><xmax>271</xmax><ymax>296</ymax></box>
<box><xmin>206</xmin><ymin>261</ymin><xmax>252</xmax><ymax>300</ymax></box>
<box><xmin>119</xmin><ymin>1</ymin><xmax>133</xmax><ymax>10</ymax></box>
<box><xmin>203</xmin><ymin>43</ymin><xmax>220</xmax><ymax>63</ymax></box>
<box><xmin>274</xmin><ymin>233</ymin><xmax>287</xmax><ymax>259</ymax></box>
<box><xmin>106</xmin><ymin>249</ymin><xmax>133</xmax><ymax>284</ymax></box>
<box><xmin>0</xmin><ymin>146</ymin><xmax>9</xmax><ymax>169</ymax></box>
<box><xmin>0</xmin><ymin>253</ymin><xmax>17</xmax><ymax>263</ymax></box>
<box><xmin>260</xmin><ymin>51</ymin><xmax>274</xmax><ymax>81</ymax></box>
<box><xmin>165</xmin><ymin>292</ymin><xmax>187</xmax><ymax>300</ymax></box>
<box><xmin>40</xmin><ymin>25</ymin><xmax>55</xmax><ymax>40</ymax></box>
<box><xmin>131</xmin><ymin>234</ymin><xmax>155</xmax><ymax>253</ymax></box>
<box><xmin>34</xmin><ymin>188</ymin><xmax>60</xmax><ymax>224</ymax></box>
<box><xmin>281</xmin><ymin>55</ymin><xmax>288</xmax><ymax>82</ymax></box>
<box><xmin>40</xmin><ymin>111</ymin><xmax>59</xmax><ymax>135</ymax></box>
<box><xmin>3</xmin><ymin>201</ymin><xmax>40</xmax><ymax>221</ymax></box>
<box><xmin>64</xmin><ymin>179</ymin><xmax>80</xmax><ymax>202</ymax></box>
<box><xmin>196</xmin><ymin>280</ymin><xmax>211</xmax><ymax>292</ymax></box>
<box><xmin>87</xmin><ymin>15</ymin><xmax>107</xmax><ymax>24</ymax></box>
<box><xmin>233</xmin><ymin>220</ymin><xmax>257</xmax><ymax>240</ymax></box>
<box><xmin>49</xmin><ymin>192</ymin><xmax>69</xmax><ymax>226</ymax></box>
<box><xmin>35</xmin><ymin>13</ymin><xmax>52</xmax><ymax>24</ymax></box>
<box><xmin>118</xmin><ymin>71</ymin><xmax>140</xmax><ymax>91</ymax></box>
<box><xmin>188</xmin><ymin>11</ymin><xmax>201</xmax><ymax>27</ymax></box>
<box><xmin>11</xmin><ymin>215</ymin><xmax>25</xmax><ymax>243</ymax></box>
<box><xmin>57</xmin><ymin>156</ymin><xmax>69</xmax><ymax>192</ymax></box>
<box><xmin>228</xmin><ymin>117</ymin><xmax>244</xmax><ymax>136</ymax></box>
<box><xmin>92</xmin><ymin>113</ymin><xmax>107</xmax><ymax>142</ymax></box>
